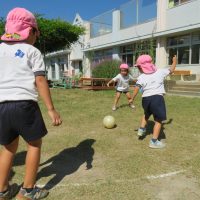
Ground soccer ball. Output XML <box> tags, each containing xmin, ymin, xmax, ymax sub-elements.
<box><xmin>103</xmin><ymin>115</ymin><xmax>115</xmax><ymax>129</ymax></box>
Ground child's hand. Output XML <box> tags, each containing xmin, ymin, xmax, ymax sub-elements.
<box><xmin>172</xmin><ymin>55</ymin><xmax>177</xmax><ymax>63</ymax></box>
<box><xmin>48</xmin><ymin>109</ymin><xmax>62</xmax><ymax>126</ymax></box>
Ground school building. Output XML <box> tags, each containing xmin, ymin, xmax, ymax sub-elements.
<box><xmin>45</xmin><ymin>14</ymin><xmax>87</xmax><ymax>80</ymax></box>
<box><xmin>46</xmin><ymin>0</ymin><xmax>200</xmax><ymax>82</ymax></box>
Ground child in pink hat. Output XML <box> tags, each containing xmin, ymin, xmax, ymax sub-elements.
<box><xmin>107</xmin><ymin>63</ymin><xmax>135</xmax><ymax>111</ymax></box>
<box><xmin>0</xmin><ymin>8</ymin><xmax>62</xmax><ymax>200</ymax></box>
<box><xmin>131</xmin><ymin>55</ymin><xmax>177</xmax><ymax>149</ymax></box>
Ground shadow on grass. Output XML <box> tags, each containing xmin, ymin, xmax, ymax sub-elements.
<box><xmin>9</xmin><ymin>151</ymin><xmax>27</xmax><ymax>181</ymax></box>
<box><xmin>37</xmin><ymin>139</ymin><xmax>96</xmax><ymax>190</ymax></box>
<box><xmin>13</xmin><ymin>151</ymin><xmax>27</xmax><ymax>166</ymax></box>
<box><xmin>118</xmin><ymin>104</ymin><xmax>130</xmax><ymax>109</ymax></box>
<box><xmin>138</xmin><ymin>118</ymin><xmax>173</xmax><ymax>140</ymax></box>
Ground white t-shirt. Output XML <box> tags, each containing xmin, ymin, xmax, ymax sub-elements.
<box><xmin>136</xmin><ymin>69</ymin><xmax>170</xmax><ymax>97</ymax></box>
<box><xmin>0</xmin><ymin>42</ymin><xmax>45</xmax><ymax>102</ymax></box>
<box><xmin>112</xmin><ymin>74</ymin><xmax>135</xmax><ymax>92</ymax></box>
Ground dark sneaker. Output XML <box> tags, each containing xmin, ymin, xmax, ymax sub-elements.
<box><xmin>16</xmin><ymin>186</ymin><xmax>49</xmax><ymax>200</ymax></box>
<box><xmin>0</xmin><ymin>183</ymin><xmax>19</xmax><ymax>200</ymax></box>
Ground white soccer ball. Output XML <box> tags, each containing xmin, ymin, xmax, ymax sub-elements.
<box><xmin>103</xmin><ymin>115</ymin><xmax>115</xmax><ymax>129</ymax></box>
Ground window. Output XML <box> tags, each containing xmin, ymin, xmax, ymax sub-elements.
<box><xmin>138</xmin><ymin>0</ymin><xmax>157</xmax><ymax>24</ymax></box>
<box><xmin>191</xmin><ymin>44</ymin><xmax>200</xmax><ymax>64</ymax></box>
<box><xmin>120</xmin><ymin>0</ymin><xmax>137</xmax><ymax>28</ymax></box>
<box><xmin>120</xmin><ymin>0</ymin><xmax>157</xmax><ymax>29</ymax></box>
<box><xmin>90</xmin><ymin>10</ymin><xmax>113</xmax><ymax>38</ymax></box>
<box><xmin>92</xmin><ymin>49</ymin><xmax>113</xmax><ymax>65</ymax></box>
<box><xmin>120</xmin><ymin>40</ymin><xmax>156</xmax><ymax>67</ymax></box>
<box><xmin>178</xmin><ymin>47</ymin><xmax>189</xmax><ymax>64</ymax></box>
<box><xmin>177</xmin><ymin>35</ymin><xmax>190</xmax><ymax>45</ymax></box>
<box><xmin>169</xmin><ymin>0</ymin><xmax>191</xmax><ymax>8</ymax></box>
<box><xmin>167</xmin><ymin>32</ymin><xmax>200</xmax><ymax>65</ymax></box>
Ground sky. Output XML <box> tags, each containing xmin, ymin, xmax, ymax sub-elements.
<box><xmin>0</xmin><ymin>0</ymin><xmax>130</xmax><ymax>22</ymax></box>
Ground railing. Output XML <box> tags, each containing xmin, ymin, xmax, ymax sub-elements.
<box><xmin>90</xmin><ymin>10</ymin><xmax>114</xmax><ymax>38</ymax></box>
<box><xmin>120</xmin><ymin>0</ymin><xmax>157</xmax><ymax>29</ymax></box>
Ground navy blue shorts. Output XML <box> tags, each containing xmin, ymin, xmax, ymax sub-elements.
<box><xmin>142</xmin><ymin>95</ymin><xmax>167</xmax><ymax>122</ymax></box>
<box><xmin>0</xmin><ymin>101</ymin><xmax>47</xmax><ymax>145</ymax></box>
<box><xmin>116</xmin><ymin>90</ymin><xmax>129</xmax><ymax>94</ymax></box>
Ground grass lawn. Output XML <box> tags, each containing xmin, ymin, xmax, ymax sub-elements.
<box><xmin>9</xmin><ymin>89</ymin><xmax>200</xmax><ymax>199</ymax></box>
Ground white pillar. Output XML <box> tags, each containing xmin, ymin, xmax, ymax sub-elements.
<box><xmin>156</xmin><ymin>37</ymin><xmax>167</xmax><ymax>68</ymax></box>
<box><xmin>55</xmin><ymin>59</ymin><xmax>60</xmax><ymax>80</ymax></box>
<box><xmin>156</xmin><ymin>1</ymin><xmax>168</xmax><ymax>68</ymax></box>
<box><xmin>112</xmin><ymin>10</ymin><xmax>121</xmax><ymax>43</ymax></box>
<box><xmin>83</xmin><ymin>22</ymin><xmax>92</xmax><ymax>77</ymax></box>
<box><xmin>156</xmin><ymin>0</ymin><xmax>168</xmax><ymax>32</ymax></box>
<box><xmin>46</xmin><ymin>60</ymin><xmax>52</xmax><ymax>80</ymax></box>
<box><xmin>83</xmin><ymin>53</ymin><xmax>91</xmax><ymax>77</ymax></box>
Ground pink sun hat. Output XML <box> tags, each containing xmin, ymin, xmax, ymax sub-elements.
<box><xmin>120</xmin><ymin>63</ymin><xmax>129</xmax><ymax>69</ymax></box>
<box><xmin>1</xmin><ymin>7</ymin><xmax>39</xmax><ymax>42</ymax></box>
<box><xmin>135</xmin><ymin>55</ymin><xmax>157</xmax><ymax>74</ymax></box>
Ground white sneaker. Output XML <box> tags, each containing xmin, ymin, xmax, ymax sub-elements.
<box><xmin>129</xmin><ymin>104</ymin><xmax>135</xmax><ymax>109</ymax></box>
<box><xmin>149</xmin><ymin>140</ymin><xmax>166</xmax><ymax>149</ymax></box>
<box><xmin>112</xmin><ymin>106</ymin><xmax>117</xmax><ymax>111</ymax></box>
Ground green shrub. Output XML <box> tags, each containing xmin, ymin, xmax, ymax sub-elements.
<box><xmin>92</xmin><ymin>59</ymin><xmax>121</xmax><ymax>78</ymax></box>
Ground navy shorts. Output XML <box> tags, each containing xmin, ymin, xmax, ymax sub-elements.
<box><xmin>116</xmin><ymin>90</ymin><xmax>129</xmax><ymax>94</ymax></box>
<box><xmin>142</xmin><ymin>95</ymin><xmax>167</xmax><ymax>122</ymax></box>
<box><xmin>0</xmin><ymin>101</ymin><xmax>47</xmax><ymax>145</ymax></box>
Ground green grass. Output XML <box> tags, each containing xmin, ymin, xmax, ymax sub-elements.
<box><xmin>10</xmin><ymin>89</ymin><xmax>200</xmax><ymax>199</ymax></box>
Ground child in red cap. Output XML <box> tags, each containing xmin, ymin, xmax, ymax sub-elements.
<box><xmin>107</xmin><ymin>63</ymin><xmax>135</xmax><ymax>111</ymax></box>
<box><xmin>131</xmin><ymin>55</ymin><xmax>176</xmax><ymax>149</ymax></box>
<box><xmin>0</xmin><ymin>8</ymin><xmax>62</xmax><ymax>199</ymax></box>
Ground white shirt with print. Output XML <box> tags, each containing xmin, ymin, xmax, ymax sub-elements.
<box><xmin>136</xmin><ymin>69</ymin><xmax>170</xmax><ymax>97</ymax></box>
<box><xmin>112</xmin><ymin>74</ymin><xmax>135</xmax><ymax>92</ymax></box>
<box><xmin>0</xmin><ymin>42</ymin><xmax>45</xmax><ymax>102</ymax></box>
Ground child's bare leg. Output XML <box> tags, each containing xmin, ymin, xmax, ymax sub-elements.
<box><xmin>152</xmin><ymin>121</ymin><xmax>162</xmax><ymax>140</ymax></box>
<box><xmin>23</xmin><ymin>139</ymin><xmax>42</xmax><ymax>189</ymax></box>
<box><xmin>140</xmin><ymin>115</ymin><xmax>148</xmax><ymax>128</ymax></box>
<box><xmin>0</xmin><ymin>137</ymin><xmax>19</xmax><ymax>192</ymax></box>
<box><xmin>137</xmin><ymin>115</ymin><xmax>148</xmax><ymax>136</ymax></box>
<box><xmin>113</xmin><ymin>92</ymin><xmax>121</xmax><ymax>108</ymax></box>
<box><xmin>126</xmin><ymin>92</ymin><xmax>135</xmax><ymax>108</ymax></box>
<box><xmin>149</xmin><ymin>120</ymin><xmax>165</xmax><ymax>148</ymax></box>
<box><xmin>125</xmin><ymin>92</ymin><xmax>132</xmax><ymax>103</ymax></box>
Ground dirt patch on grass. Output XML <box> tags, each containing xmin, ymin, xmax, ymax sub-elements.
<box><xmin>145</xmin><ymin>172</ymin><xmax>200</xmax><ymax>200</ymax></box>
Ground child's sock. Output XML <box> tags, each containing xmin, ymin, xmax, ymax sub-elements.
<box><xmin>23</xmin><ymin>188</ymin><xmax>34</xmax><ymax>193</ymax></box>
<box><xmin>139</xmin><ymin>127</ymin><xmax>146</xmax><ymax>131</ymax></box>
<box><xmin>151</xmin><ymin>138</ymin><xmax>157</xmax><ymax>143</ymax></box>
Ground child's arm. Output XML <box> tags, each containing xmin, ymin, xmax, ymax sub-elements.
<box><xmin>107</xmin><ymin>79</ymin><xmax>115</xmax><ymax>87</ymax></box>
<box><xmin>35</xmin><ymin>76</ymin><xmax>62</xmax><ymax>126</ymax></box>
<box><xmin>169</xmin><ymin>55</ymin><xmax>177</xmax><ymax>74</ymax></box>
<box><xmin>130</xmin><ymin>86</ymin><xmax>140</xmax><ymax>103</ymax></box>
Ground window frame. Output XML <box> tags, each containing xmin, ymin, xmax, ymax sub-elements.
<box><xmin>167</xmin><ymin>32</ymin><xmax>200</xmax><ymax>65</ymax></box>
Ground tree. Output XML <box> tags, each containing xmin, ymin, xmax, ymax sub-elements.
<box><xmin>0</xmin><ymin>17</ymin><xmax>5</xmax><ymax>37</ymax></box>
<box><xmin>36</xmin><ymin>16</ymin><xmax>84</xmax><ymax>54</ymax></box>
<box><xmin>0</xmin><ymin>16</ymin><xmax>85</xmax><ymax>54</ymax></box>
